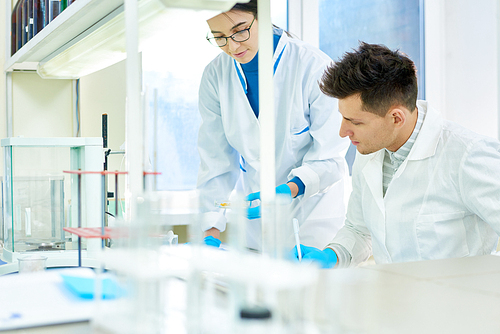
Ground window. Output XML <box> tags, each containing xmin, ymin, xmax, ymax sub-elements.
<box><xmin>142</xmin><ymin>17</ymin><xmax>221</xmax><ymax>191</ymax></box>
<box><xmin>142</xmin><ymin>4</ymin><xmax>288</xmax><ymax>191</ymax></box>
<box><xmin>319</xmin><ymin>0</ymin><xmax>425</xmax><ymax>97</ymax></box>
<box><xmin>318</xmin><ymin>0</ymin><xmax>425</xmax><ymax>173</ymax></box>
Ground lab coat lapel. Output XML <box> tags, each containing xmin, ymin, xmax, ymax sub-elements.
<box><xmin>361</xmin><ymin>151</ymin><xmax>385</xmax><ymax>217</ymax></box>
<box><xmin>392</xmin><ymin>102</ymin><xmax>441</xmax><ymax>179</ymax></box>
<box><xmin>407</xmin><ymin>101</ymin><xmax>442</xmax><ymax>161</ymax></box>
<box><xmin>223</xmin><ymin>58</ymin><xmax>261</xmax><ymax>169</ymax></box>
<box><xmin>227</xmin><ymin>35</ymin><xmax>288</xmax><ymax>172</ymax></box>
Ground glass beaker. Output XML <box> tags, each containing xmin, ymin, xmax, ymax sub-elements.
<box><xmin>18</xmin><ymin>255</ymin><xmax>48</xmax><ymax>273</ymax></box>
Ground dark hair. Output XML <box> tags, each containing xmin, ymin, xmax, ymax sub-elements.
<box><xmin>319</xmin><ymin>42</ymin><xmax>418</xmax><ymax>117</ymax></box>
<box><xmin>230</xmin><ymin>0</ymin><xmax>293</xmax><ymax>38</ymax></box>
<box><xmin>231</xmin><ymin>0</ymin><xmax>257</xmax><ymax>16</ymax></box>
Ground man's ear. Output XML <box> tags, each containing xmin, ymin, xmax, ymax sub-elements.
<box><xmin>390</xmin><ymin>107</ymin><xmax>406</xmax><ymax>128</ymax></box>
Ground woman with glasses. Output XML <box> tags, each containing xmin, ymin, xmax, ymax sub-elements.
<box><xmin>197</xmin><ymin>0</ymin><xmax>349</xmax><ymax>251</ymax></box>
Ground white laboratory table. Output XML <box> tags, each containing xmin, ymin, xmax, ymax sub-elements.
<box><xmin>316</xmin><ymin>254</ymin><xmax>500</xmax><ymax>334</ymax></box>
<box><xmin>1</xmin><ymin>255</ymin><xmax>500</xmax><ymax>333</ymax></box>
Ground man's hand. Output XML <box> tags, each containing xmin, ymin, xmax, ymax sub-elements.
<box><xmin>290</xmin><ymin>244</ymin><xmax>338</xmax><ymax>269</ymax></box>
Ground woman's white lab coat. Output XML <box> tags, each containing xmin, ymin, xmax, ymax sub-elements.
<box><xmin>330</xmin><ymin>101</ymin><xmax>500</xmax><ymax>265</ymax></box>
<box><xmin>197</xmin><ymin>32</ymin><xmax>349</xmax><ymax>250</ymax></box>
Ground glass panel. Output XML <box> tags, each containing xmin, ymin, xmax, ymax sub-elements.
<box><xmin>4</xmin><ymin>146</ymin><xmax>13</xmax><ymax>252</ymax></box>
<box><xmin>319</xmin><ymin>0</ymin><xmax>424</xmax><ymax>173</ymax></box>
<box><xmin>319</xmin><ymin>0</ymin><xmax>424</xmax><ymax>98</ymax></box>
<box><xmin>142</xmin><ymin>3</ymin><xmax>288</xmax><ymax>191</ymax></box>
<box><xmin>3</xmin><ymin>147</ymin><xmax>70</xmax><ymax>253</ymax></box>
<box><xmin>272</xmin><ymin>0</ymin><xmax>288</xmax><ymax>30</ymax></box>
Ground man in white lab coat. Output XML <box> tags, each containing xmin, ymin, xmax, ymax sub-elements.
<box><xmin>292</xmin><ymin>42</ymin><xmax>500</xmax><ymax>268</ymax></box>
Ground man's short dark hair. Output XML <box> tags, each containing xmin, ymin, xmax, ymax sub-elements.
<box><xmin>319</xmin><ymin>42</ymin><xmax>418</xmax><ymax>117</ymax></box>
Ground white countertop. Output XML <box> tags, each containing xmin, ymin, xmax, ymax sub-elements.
<box><xmin>1</xmin><ymin>255</ymin><xmax>499</xmax><ymax>333</ymax></box>
<box><xmin>316</xmin><ymin>255</ymin><xmax>500</xmax><ymax>334</ymax></box>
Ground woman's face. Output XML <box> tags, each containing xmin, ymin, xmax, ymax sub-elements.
<box><xmin>207</xmin><ymin>10</ymin><xmax>258</xmax><ymax>64</ymax></box>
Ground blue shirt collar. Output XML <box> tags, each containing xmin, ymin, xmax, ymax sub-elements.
<box><xmin>241</xmin><ymin>32</ymin><xmax>282</xmax><ymax>73</ymax></box>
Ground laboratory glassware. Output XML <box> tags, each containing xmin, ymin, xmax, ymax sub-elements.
<box><xmin>2</xmin><ymin>137</ymin><xmax>103</xmax><ymax>266</ymax></box>
<box><xmin>18</xmin><ymin>255</ymin><xmax>48</xmax><ymax>273</ymax></box>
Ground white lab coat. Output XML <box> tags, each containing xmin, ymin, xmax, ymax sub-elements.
<box><xmin>197</xmin><ymin>32</ymin><xmax>349</xmax><ymax>250</ymax></box>
<box><xmin>330</xmin><ymin>101</ymin><xmax>500</xmax><ymax>265</ymax></box>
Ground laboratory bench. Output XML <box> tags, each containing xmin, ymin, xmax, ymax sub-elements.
<box><xmin>1</xmin><ymin>255</ymin><xmax>500</xmax><ymax>333</ymax></box>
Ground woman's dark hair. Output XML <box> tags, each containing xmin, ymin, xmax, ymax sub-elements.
<box><xmin>230</xmin><ymin>0</ymin><xmax>293</xmax><ymax>38</ymax></box>
<box><xmin>319</xmin><ymin>42</ymin><xmax>418</xmax><ymax>117</ymax></box>
<box><xmin>231</xmin><ymin>0</ymin><xmax>257</xmax><ymax>16</ymax></box>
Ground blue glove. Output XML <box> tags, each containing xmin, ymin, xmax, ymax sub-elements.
<box><xmin>204</xmin><ymin>236</ymin><xmax>221</xmax><ymax>248</ymax></box>
<box><xmin>291</xmin><ymin>244</ymin><xmax>337</xmax><ymax>269</ymax></box>
<box><xmin>246</xmin><ymin>184</ymin><xmax>292</xmax><ymax>220</ymax></box>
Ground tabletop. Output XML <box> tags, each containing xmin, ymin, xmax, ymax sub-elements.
<box><xmin>1</xmin><ymin>255</ymin><xmax>499</xmax><ymax>333</ymax></box>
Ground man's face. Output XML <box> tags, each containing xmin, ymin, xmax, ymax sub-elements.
<box><xmin>338</xmin><ymin>94</ymin><xmax>398</xmax><ymax>154</ymax></box>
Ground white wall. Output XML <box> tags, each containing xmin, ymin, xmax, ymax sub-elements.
<box><xmin>425</xmin><ymin>0</ymin><xmax>500</xmax><ymax>140</ymax></box>
<box><xmin>79</xmin><ymin>60</ymin><xmax>126</xmax><ymax>196</ymax></box>
<box><xmin>11</xmin><ymin>73</ymin><xmax>73</xmax><ymax>137</ymax></box>
<box><xmin>79</xmin><ymin>60</ymin><xmax>125</xmax><ymax>159</ymax></box>
<box><xmin>4</xmin><ymin>2</ymin><xmax>74</xmax><ymax>139</ymax></box>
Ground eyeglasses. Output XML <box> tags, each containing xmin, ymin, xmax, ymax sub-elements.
<box><xmin>206</xmin><ymin>17</ymin><xmax>256</xmax><ymax>47</ymax></box>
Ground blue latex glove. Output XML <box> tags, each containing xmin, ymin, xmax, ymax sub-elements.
<box><xmin>291</xmin><ymin>244</ymin><xmax>337</xmax><ymax>269</ymax></box>
<box><xmin>204</xmin><ymin>236</ymin><xmax>221</xmax><ymax>248</ymax></box>
<box><xmin>246</xmin><ymin>183</ymin><xmax>292</xmax><ymax>220</ymax></box>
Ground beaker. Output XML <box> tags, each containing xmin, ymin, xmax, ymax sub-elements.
<box><xmin>18</xmin><ymin>255</ymin><xmax>47</xmax><ymax>273</ymax></box>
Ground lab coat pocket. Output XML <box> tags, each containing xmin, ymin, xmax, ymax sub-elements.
<box><xmin>415</xmin><ymin>211</ymin><xmax>469</xmax><ymax>260</ymax></box>
<box><xmin>289</xmin><ymin>125</ymin><xmax>310</xmax><ymax>153</ymax></box>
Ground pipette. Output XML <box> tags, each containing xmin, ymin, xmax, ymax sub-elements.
<box><xmin>293</xmin><ymin>218</ymin><xmax>302</xmax><ymax>262</ymax></box>
<box><xmin>214</xmin><ymin>200</ymin><xmax>254</xmax><ymax>209</ymax></box>
<box><xmin>215</xmin><ymin>200</ymin><xmax>232</xmax><ymax>208</ymax></box>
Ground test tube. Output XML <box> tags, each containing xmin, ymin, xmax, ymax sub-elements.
<box><xmin>214</xmin><ymin>200</ymin><xmax>253</xmax><ymax>209</ymax></box>
<box><xmin>25</xmin><ymin>208</ymin><xmax>32</xmax><ymax>237</ymax></box>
